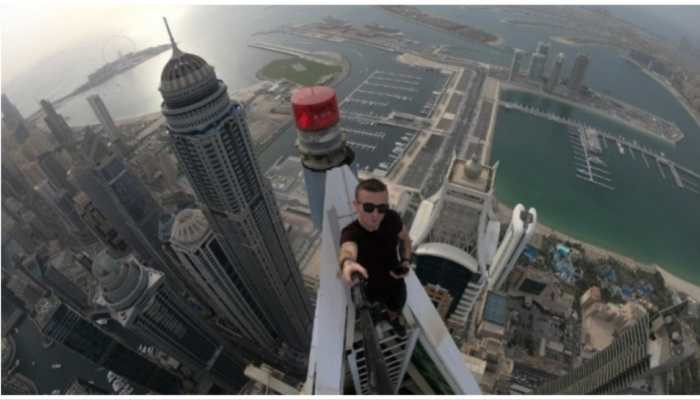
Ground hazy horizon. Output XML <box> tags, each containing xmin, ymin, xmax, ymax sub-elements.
<box><xmin>2</xmin><ymin>4</ymin><xmax>699</xmax><ymax>90</ymax></box>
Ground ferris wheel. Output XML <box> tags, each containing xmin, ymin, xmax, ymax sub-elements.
<box><xmin>101</xmin><ymin>35</ymin><xmax>137</xmax><ymax>63</ymax></box>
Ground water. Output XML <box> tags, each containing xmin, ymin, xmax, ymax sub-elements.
<box><xmin>4</xmin><ymin>7</ymin><xmax>699</xmax><ymax>283</ymax></box>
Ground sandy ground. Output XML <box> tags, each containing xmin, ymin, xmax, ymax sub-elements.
<box><xmin>656</xmin><ymin>265</ymin><xmax>700</xmax><ymax>302</ymax></box>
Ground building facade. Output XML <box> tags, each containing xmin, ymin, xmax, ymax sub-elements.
<box><xmin>527</xmin><ymin>53</ymin><xmax>546</xmax><ymax>81</ymax></box>
<box><xmin>2</xmin><ymin>94</ymin><xmax>29</xmax><ymax>143</ymax></box>
<box><xmin>488</xmin><ymin>204</ymin><xmax>537</xmax><ymax>291</ymax></box>
<box><xmin>71</xmin><ymin>130</ymin><xmax>188</xmax><ymax>293</ymax></box>
<box><xmin>508</xmin><ymin>49</ymin><xmax>524</xmax><ymax>81</ymax></box>
<box><xmin>568</xmin><ymin>53</ymin><xmax>590</xmax><ymax>94</ymax></box>
<box><xmin>545</xmin><ymin>52</ymin><xmax>565</xmax><ymax>92</ymax></box>
<box><xmin>166</xmin><ymin>208</ymin><xmax>280</xmax><ymax>351</ymax></box>
<box><xmin>40</xmin><ymin>99</ymin><xmax>76</xmax><ymax>146</ymax></box>
<box><xmin>87</xmin><ymin>94</ymin><xmax>120</xmax><ymax>140</ymax></box>
<box><xmin>37</xmin><ymin>151</ymin><xmax>78</xmax><ymax>196</ymax></box>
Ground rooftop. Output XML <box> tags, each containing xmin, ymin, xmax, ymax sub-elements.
<box><xmin>483</xmin><ymin>291</ymin><xmax>508</xmax><ymax>326</ymax></box>
<box><xmin>448</xmin><ymin>158</ymin><xmax>494</xmax><ymax>194</ymax></box>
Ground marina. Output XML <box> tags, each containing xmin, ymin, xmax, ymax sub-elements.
<box><xmin>337</xmin><ymin>66</ymin><xmax>451</xmax><ymax>176</ymax></box>
<box><xmin>501</xmin><ymin>101</ymin><xmax>700</xmax><ymax>195</ymax></box>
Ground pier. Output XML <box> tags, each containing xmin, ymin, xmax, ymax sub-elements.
<box><xmin>501</xmin><ymin>101</ymin><xmax>700</xmax><ymax>193</ymax></box>
<box><xmin>568</xmin><ymin>127</ymin><xmax>614</xmax><ymax>190</ymax></box>
<box><xmin>656</xmin><ymin>158</ymin><xmax>667</xmax><ymax>180</ymax></box>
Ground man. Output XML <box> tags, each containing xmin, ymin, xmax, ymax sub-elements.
<box><xmin>339</xmin><ymin>178</ymin><xmax>412</xmax><ymax>336</ymax></box>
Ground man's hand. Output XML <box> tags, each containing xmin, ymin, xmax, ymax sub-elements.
<box><xmin>389</xmin><ymin>260</ymin><xmax>410</xmax><ymax>279</ymax></box>
<box><xmin>341</xmin><ymin>259</ymin><xmax>368</xmax><ymax>285</ymax></box>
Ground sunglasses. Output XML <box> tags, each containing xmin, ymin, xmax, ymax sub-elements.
<box><xmin>361</xmin><ymin>202</ymin><xmax>388</xmax><ymax>214</ymax></box>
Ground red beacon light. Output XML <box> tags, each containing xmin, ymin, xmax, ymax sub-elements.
<box><xmin>291</xmin><ymin>86</ymin><xmax>339</xmax><ymax>132</ymax></box>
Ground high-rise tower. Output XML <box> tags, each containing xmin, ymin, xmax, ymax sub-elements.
<box><xmin>92</xmin><ymin>248</ymin><xmax>246</xmax><ymax>392</ymax></box>
<box><xmin>568</xmin><ymin>53</ymin><xmax>590</xmax><ymax>94</ymax></box>
<box><xmin>87</xmin><ymin>94</ymin><xmax>120</xmax><ymax>139</ymax></box>
<box><xmin>2</xmin><ymin>94</ymin><xmax>29</xmax><ymax>143</ymax></box>
<box><xmin>408</xmin><ymin>154</ymin><xmax>502</xmax><ymax>336</ymax></box>
<box><xmin>536</xmin><ymin>41</ymin><xmax>550</xmax><ymax>59</ymax></box>
<box><xmin>34</xmin><ymin>179</ymin><xmax>95</xmax><ymax>245</ymax></box>
<box><xmin>545</xmin><ymin>52</ymin><xmax>565</xmax><ymax>92</ymax></box>
<box><xmin>158</xmin><ymin>19</ymin><xmax>311</xmax><ymax>354</ymax></box>
<box><xmin>37</xmin><ymin>151</ymin><xmax>78</xmax><ymax>196</ymax></box>
<box><xmin>40</xmin><ymin>99</ymin><xmax>76</xmax><ymax>146</ymax></box>
<box><xmin>508</xmin><ymin>49</ymin><xmax>524</xmax><ymax>81</ymax></box>
<box><xmin>166</xmin><ymin>208</ymin><xmax>280</xmax><ymax>351</ymax></box>
<box><xmin>527</xmin><ymin>53</ymin><xmax>546</xmax><ymax>82</ymax></box>
<box><xmin>71</xmin><ymin>129</ymin><xmax>189</xmax><ymax>294</ymax></box>
<box><xmin>487</xmin><ymin>204</ymin><xmax>537</xmax><ymax>291</ymax></box>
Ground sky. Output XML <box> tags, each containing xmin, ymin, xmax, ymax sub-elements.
<box><xmin>2</xmin><ymin>2</ymin><xmax>699</xmax><ymax>87</ymax></box>
<box><xmin>1</xmin><ymin>3</ymin><xmax>190</xmax><ymax>85</ymax></box>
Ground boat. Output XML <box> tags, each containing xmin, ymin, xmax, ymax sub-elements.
<box><xmin>51</xmin><ymin>363</ymin><xmax>62</xmax><ymax>369</ymax></box>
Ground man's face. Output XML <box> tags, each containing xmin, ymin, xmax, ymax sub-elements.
<box><xmin>353</xmin><ymin>189</ymin><xmax>389</xmax><ymax>232</ymax></box>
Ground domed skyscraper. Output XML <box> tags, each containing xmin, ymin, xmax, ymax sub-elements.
<box><xmin>92</xmin><ymin>246</ymin><xmax>246</xmax><ymax>392</ymax></box>
<box><xmin>158</xmin><ymin>19</ymin><xmax>312</xmax><ymax>360</ymax></box>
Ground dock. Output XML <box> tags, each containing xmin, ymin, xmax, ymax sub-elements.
<box><xmin>568</xmin><ymin>127</ymin><xmax>614</xmax><ymax>190</ymax></box>
<box><xmin>501</xmin><ymin>101</ymin><xmax>700</xmax><ymax>194</ymax></box>
<box><xmin>668</xmin><ymin>162</ymin><xmax>685</xmax><ymax>189</ymax></box>
<box><xmin>656</xmin><ymin>158</ymin><xmax>667</xmax><ymax>180</ymax></box>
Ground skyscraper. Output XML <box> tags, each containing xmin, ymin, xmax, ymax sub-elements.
<box><xmin>92</xmin><ymin>249</ymin><xmax>245</xmax><ymax>392</ymax></box>
<box><xmin>37</xmin><ymin>151</ymin><xmax>78</xmax><ymax>196</ymax></box>
<box><xmin>408</xmin><ymin>154</ymin><xmax>502</xmax><ymax>335</ymax></box>
<box><xmin>487</xmin><ymin>204</ymin><xmax>537</xmax><ymax>291</ymax></box>
<box><xmin>87</xmin><ymin>94</ymin><xmax>120</xmax><ymax>139</ymax></box>
<box><xmin>71</xmin><ymin>130</ymin><xmax>189</xmax><ymax>294</ymax></box>
<box><xmin>527</xmin><ymin>53</ymin><xmax>546</xmax><ymax>82</ymax></box>
<box><xmin>40</xmin><ymin>99</ymin><xmax>76</xmax><ymax>145</ymax></box>
<box><xmin>73</xmin><ymin>191</ymin><xmax>130</xmax><ymax>254</ymax></box>
<box><xmin>536</xmin><ymin>41</ymin><xmax>550</xmax><ymax>59</ymax></box>
<box><xmin>2</xmin><ymin>159</ymin><xmax>33</xmax><ymax>201</ymax></box>
<box><xmin>568</xmin><ymin>53</ymin><xmax>590</xmax><ymax>94</ymax></box>
<box><xmin>508</xmin><ymin>49</ymin><xmax>524</xmax><ymax>81</ymax></box>
<box><xmin>545</xmin><ymin>52</ymin><xmax>565</xmax><ymax>92</ymax></box>
<box><xmin>166</xmin><ymin>208</ymin><xmax>279</xmax><ymax>352</ymax></box>
<box><xmin>2</xmin><ymin>94</ymin><xmax>29</xmax><ymax>143</ymax></box>
<box><xmin>34</xmin><ymin>179</ymin><xmax>95</xmax><ymax>245</ymax></box>
<box><xmin>158</xmin><ymin>19</ymin><xmax>311</xmax><ymax>354</ymax></box>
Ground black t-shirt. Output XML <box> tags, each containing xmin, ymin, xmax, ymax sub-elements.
<box><xmin>340</xmin><ymin>209</ymin><xmax>403</xmax><ymax>292</ymax></box>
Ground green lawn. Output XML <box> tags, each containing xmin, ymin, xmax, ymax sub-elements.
<box><xmin>259</xmin><ymin>57</ymin><xmax>341</xmax><ymax>86</ymax></box>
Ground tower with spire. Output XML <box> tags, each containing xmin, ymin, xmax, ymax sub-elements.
<box><xmin>158</xmin><ymin>18</ymin><xmax>312</xmax><ymax>362</ymax></box>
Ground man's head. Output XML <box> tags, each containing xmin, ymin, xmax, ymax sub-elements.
<box><xmin>353</xmin><ymin>178</ymin><xmax>389</xmax><ymax>232</ymax></box>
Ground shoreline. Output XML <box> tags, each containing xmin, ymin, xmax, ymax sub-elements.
<box><xmin>624</xmin><ymin>56</ymin><xmax>700</xmax><ymax>132</ymax></box>
<box><xmin>495</xmin><ymin>200</ymin><xmax>700</xmax><ymax>301</ymax></box>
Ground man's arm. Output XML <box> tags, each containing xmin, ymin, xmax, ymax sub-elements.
<box><xmin>339</xmin><ymin>241</ymin><xmax>368</xmax><ymax>284</ymax></box>
<box><xmin>339</xmin><ymin>241</ymin><xmax>358</xmax><ymax>267</ymax></box>
<box><xmin>398</xmin><ymin>225</ymin><xmax>412</xmax><ymax>263</ymax></box>
<box><xmin>391</xmin><ymin>224</ymin><xmax>412</xmax><ymax>279</ymax></box>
